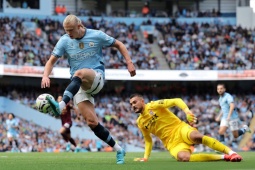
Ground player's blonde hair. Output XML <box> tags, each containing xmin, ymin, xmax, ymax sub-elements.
<box><xmin>63</xmin><ymin>14</ymin><xmax>85</xmax><ymax>28</ymax></box>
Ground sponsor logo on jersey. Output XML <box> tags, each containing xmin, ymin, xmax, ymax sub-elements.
<box><xmin>70</xmin><ymin>51</ymin><xmax>96</xmax><ymax>60</ymax></box>
<box><xmin>144</xmin><ymin>113</ymin><xmax>158</xmax><ymax>129</ymax></box>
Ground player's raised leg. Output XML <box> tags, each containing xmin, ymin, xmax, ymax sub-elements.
<box><xmin>46</xmin><ymin>76</ymin><xmax>82</xmax><ymax>116</ymax></box>
<box><xmin>78</xmin><ymin>100</ymin><xmax>125</xmax><ymax>164</ymax></box>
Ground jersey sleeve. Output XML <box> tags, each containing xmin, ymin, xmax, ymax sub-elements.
<box><xmin>137</xmin><ymin>119</ymin><xmax>153</xmax><ymax>159</ymax></box>
<box><xmin>14</xmin><ymin>119</ymin><xmax>19</xmax><ymax>126</ymax></box>
<box><xmin>226</xmin><ymin>94</ymin><xmax>234</xmax><ymax>104</ymax></box>
<box><xmin>151</xmin><ymin>98</ymin><xmax>188</xmax><ymax>110</ymax></box>
<box><xmin>52</xmin><ymin>36</ymin><xmax>67</xmax><ymax>58</ymax></box>
<box><xmin>98</xmin><ymin>30</ymin><xmax>116</xmax><ymax>47</ymax></box>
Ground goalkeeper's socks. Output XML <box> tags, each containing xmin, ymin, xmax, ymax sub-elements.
<box><xmin>189</xmin><ymin>154</ymin><xmax>223</xmax><ymax>161</ymax></box>
<box><xmin>228</xmin><ymin>150</ymin><xmax>236</xmax><ymax>155</ymax></box>
<box><xmin>202</xmin><ymin>135</ymin><xmax>231</xmax><ymax>154</ymax></box>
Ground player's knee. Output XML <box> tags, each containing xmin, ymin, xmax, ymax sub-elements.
<box><xmin>190</xmin><ymin>131</ymin><xmax>203</xmax><ymax>144</ymax></box>
<box><xmin>177</xmin><ymin>153</ymin><xmax>190</xmax><ymax>162</ymax></box>
<box><xmin>73</xmin><ymin>70</ymin><xmax>84</xmax><ymax>78</ymax></box>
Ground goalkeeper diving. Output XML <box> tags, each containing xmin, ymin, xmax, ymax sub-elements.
<box><xmin>129</xmin><ymin>94</ymin><xmax>242</xmax><ymax>162</ymax></box>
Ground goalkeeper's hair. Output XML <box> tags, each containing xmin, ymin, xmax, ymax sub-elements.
<box><xmin>130</xmin><ymin>93</ymin><xmax>143</xmax><ymax>99</ymax></box>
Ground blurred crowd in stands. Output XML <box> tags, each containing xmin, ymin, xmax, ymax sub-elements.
<box><xmin>76</xmin><ymin>4</ymin><xmax>222</xmax><ymax>18</ymax></box>
<box><xmin>0</xmin><ymin>16</ymin><xmax>159</xmax><ymax>70</ymax></box>
<box><xmin>0</xmin><ymin>86</ymin><xmax>255</xmax><ymax>153</ymax></box>
<box><xmin>175</xmin><ymin>8</ymin><xmax>221</xmax><ymax>18</ymax></box>
<box><xmin>2</xmin><ymin>15</ymin><xmax>255</xmax><ymax>70</ymax></box>
<box><xmin>156</xmin><ymin>21</ymin><xmax>255</xmax><ymax>70</ymax></box>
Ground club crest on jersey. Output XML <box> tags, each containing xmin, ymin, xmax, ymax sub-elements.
<box><xmin>149</xmin><ymin>110</ymin><xmax>154</xmax><ymax>115</ymax></box>
<box><xmin>89</xmin><ymin>42</ymin><xmax>95</xmax><ymax>47</ymax></box>
<box><xmin>79</xmin><ymin>42</ymin><xmax>84</xmax><ymax>49</ymax></box>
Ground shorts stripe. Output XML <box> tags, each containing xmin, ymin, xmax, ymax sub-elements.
<box><xmin>87</xmin><ymin>76</ymin><xmax>101</xmax><ymax>95</ymax></box>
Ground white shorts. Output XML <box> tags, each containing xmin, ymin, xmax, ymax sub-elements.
<box><xmin>220</xmin><ymin>118</ymin><xmax>239</xmax><ymax>131</ymax></box>
<box><xmin>73</xmin><ymin>70</ymin><xmax>104</xmax><ymax>106</ymax></box>
<box><xmin>7</xmin><ymin>132</ymin><xmax>19</xmax><ymax>139</ymax></box>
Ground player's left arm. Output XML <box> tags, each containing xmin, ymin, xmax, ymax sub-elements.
<box><xmin>112</xmin><ymin>40</ymin><xmax>136</xmax><ymax>77</ymax></box>
<box><xmin>155</xmin><ymin>99</ymin><xmax>197</xmax><ymax>124</ymax></box>
<box><xmin>227</xmin><ymin>96</ymin><xmax>235</xmax><ymax>120</ymax></box>
<box><xmin>98</xmin><ymin>31</ymin><xmax>136</xmax><ymax>77</ymax></box>
<box><xmin>12</xmin><ymin>120</ymin><xmax>19</xmax><ymax>130</ymax></box>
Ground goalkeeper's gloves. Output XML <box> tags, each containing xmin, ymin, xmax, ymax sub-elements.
<box><xmin>134</xmin><ymin>158</ymin><xmax>148</xmax><ymax>162</ymax></box>
<box><xmin>184</xmin><ymin>109</ymin><xmax>197</xmax><ymax>125</ymax></box>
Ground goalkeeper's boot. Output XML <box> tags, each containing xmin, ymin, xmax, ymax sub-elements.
<box><xmin>46</xmin><ymin>95</ymin><xmax>61</xmax><ymax>116</ymax></box>
<box><xmin>116</xmin><ymin>149</ymin><xmax>126</xmax><ymax>164</ymax></box>
<box><xmin>224</xmin><ymin>153</ymin><xmax>242</xmax><ymax>162</ymax></box>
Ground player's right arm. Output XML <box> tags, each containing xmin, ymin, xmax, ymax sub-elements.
<box><xmin>215</xmin><ymin>112</ymin><xmax>223</xmax><ymax>122</ymax></box>
<box><xmin>226</xmin><ymin>95</ymin><xmax>235</xmax><ymax>121</ymax></box>
<box><xmin>41</xmin><ymin>55</ymin><xmax>58</xmax><ymax>88</ymax></box>
<box><xmin>152</xmin><ymin>98</ymin><xmax>197</xmax><ymax>124</ymax></box>
<box><xmin>41</xmin><ymin>36</ymin><xmax>66</xmax><ymax>88</ymax></box>
<box><xmin>134</xmin><ymin>125</ymin><xmax>152</xmax><ymax>162</ymax></box>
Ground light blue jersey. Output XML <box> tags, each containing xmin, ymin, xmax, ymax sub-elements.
<box><xmin>6</xmin><ymin>118</ymin><xmax>19</xmax><ymax>134</ymax></box>
<box><xmin>52</xmin><ymin>29</ymin><xmax>116</xmax><ymax>78</ymax></box>
<box><xmin>219</xmin><ymin>92</ymin><xmax>238</xmax><ymax>120</ymax></box>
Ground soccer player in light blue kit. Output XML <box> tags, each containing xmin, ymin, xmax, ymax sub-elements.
<box><xmin>6</xmin><ymin>113</ymin><xmax>19</xmax><ymax>151</ymax></box>
<box><xmin>216</xmin><ymin>83</ymin><xmax>251</xmax><ymax>146</ymax></box>
<box><xmin>41</xmin><ymin>14</ymin><xmax>136</xmax><ymax>164</ymax></box>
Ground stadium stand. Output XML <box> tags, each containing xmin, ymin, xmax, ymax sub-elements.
<box><xmin>1</xmin><ymin>15</ymin><xmax>254</xmax><ymax>71</ymax></box>
<box><xmin>156</xmin><ymin>21</ymin><xmax>255</xmax><ymax>70</ymax></box>
<box><xmin>0</xmin><ymin>16</ymin><xmax>159</xmax><ymax>70</ymax></box>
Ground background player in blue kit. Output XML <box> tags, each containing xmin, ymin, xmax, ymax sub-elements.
<box><xmin>41</xmin><ymin>14</ymin><xmax>136</xmax><ymax>164</ymax></box>
<box><xmin>216</xmin><ymin>83</ymin><xmax>251</xmax><ymax>146</ymax></box>
<box><xmin>6</xmin><ymin>113</ymin><xmax>19</xmax><ymax>151</ymax></box>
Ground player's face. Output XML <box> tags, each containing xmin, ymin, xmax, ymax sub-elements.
<box><xmin>130</xmin><ymin>96</ymin><xmax>144</xmax><ymax>113</ymax></box>
<box><xmin>8</xmin><ymin>114</ymin><xmax>13</xmax><ymax>120</ymax></box>
<box><xmin>217</xmin><ymin>85</ymin><xmax>225</xmax><ymax>95</ymax></box>
<box><xmin>63</xmin><ymin>22</ymin><xmax>80</xmax><ymax>39</ymax></box>
<box><xmin>57</xmin><ymin>96</ymin><xmax>63</xmax><ymax>102</ymax></box>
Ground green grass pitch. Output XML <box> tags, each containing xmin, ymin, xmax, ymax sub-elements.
<box><xmin>0</xmin><ymin>152</ymin><xmax>254</xmax><ymax>170</ymax></box>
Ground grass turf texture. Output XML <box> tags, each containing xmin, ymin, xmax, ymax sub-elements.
<box><xmin>0</xmin><ymin>152</ymin><xmax>254</xmax><ymax>170</ymax></box>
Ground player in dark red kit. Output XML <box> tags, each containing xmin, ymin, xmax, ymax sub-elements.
<box><xmin>57</xmin><ymin>96</ymin><xmax>78</xmax><ymax>152</ymax></box>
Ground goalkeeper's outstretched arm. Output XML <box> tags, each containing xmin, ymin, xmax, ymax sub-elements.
<box><xmin>134</xmin><ymin>128</ymin><xmax>152</xmax><ymax>162</ymax></box>
<box><xmin>160</xmin><ymin>98</ymin><xmax>197</xmax><ymax>125</ymax></box>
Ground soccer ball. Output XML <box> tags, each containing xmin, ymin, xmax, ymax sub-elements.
<box><xmin>36</xmin><ymin>93</ymin><xmax>54</xmax><ymax>114</ymax></box>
